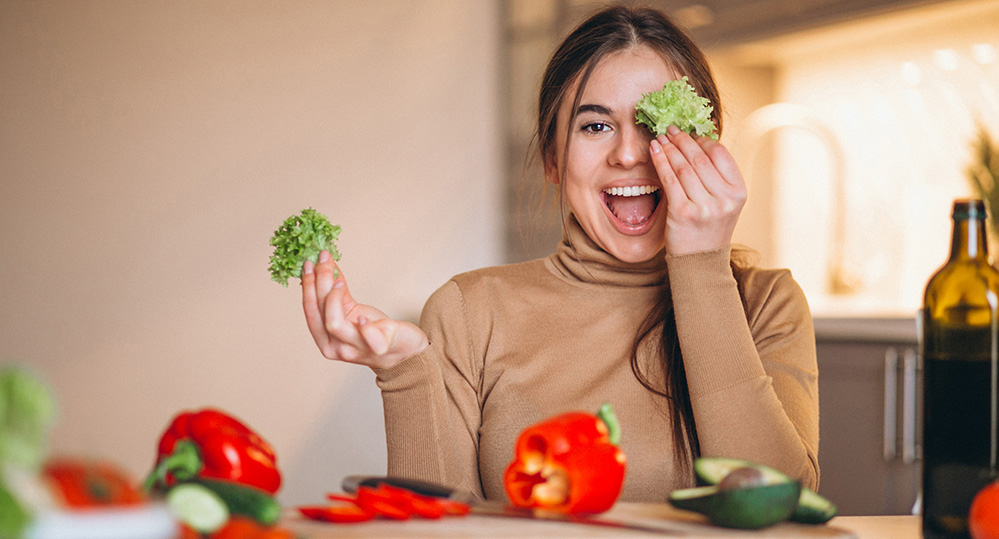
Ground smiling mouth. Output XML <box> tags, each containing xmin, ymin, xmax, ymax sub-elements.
<box><xmin>602</xmin><ymin>186</ymin><xmax>662</xmax><ymax>226</ymax></box>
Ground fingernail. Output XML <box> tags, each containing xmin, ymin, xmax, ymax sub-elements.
<box><xmin>667</xmin><ymin>125</ymin><xmax>681</xmax><ymax>135</ymax></box>
<box><xmin>318</xmin><ymin>250</ymin><xmax>330</xmax><ymax>263</ymax></box>
<box><xmin>650</xmin><ymin>139</ymin><xmax>662</xmax><ymax>154</ymax></box>
<box><xmin>357</xmin><ymin>315</ymin><xmax>367</xmax><ymax>325</ymax></box>
<box><xmin>302</xmin><ymin>260</ymin><xmax>314</xmax><ymax>275</ymax></box>
<box><xmin>333</xmin><ymin>280</ymin><xmax>345</xmax><ymax>289</ymax></box>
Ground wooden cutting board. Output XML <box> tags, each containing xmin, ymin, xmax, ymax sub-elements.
<box><xmin>283</xmin><ymin>503</ymin><xmax>862</xmax><ymax>538</ymax></box>
<box><xmin>594</xmin><ymin>502</ymin><xmax>858</xmax><ymax>537</ymax></box>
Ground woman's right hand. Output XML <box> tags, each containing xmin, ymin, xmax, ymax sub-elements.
<box><xmin>301</xmin><ymin>251</ymin><xmax>429</xmax><ymax>370</ymax></box>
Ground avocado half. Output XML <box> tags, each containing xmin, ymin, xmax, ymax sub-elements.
<box><xmin>669</xmin><ymin>482</ymin><xmax>801</xmax><ymax>529</ymax></box>
<box><xmin>694</xmin><ymin>457</ymin><xmax>837</xmax><ymax>524</ymax></box>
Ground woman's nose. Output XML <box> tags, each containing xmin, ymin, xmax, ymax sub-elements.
<box><xmin>610</xmin><ymin>123</ymin><xmax>651</xmax><ymax>168</ymax></box>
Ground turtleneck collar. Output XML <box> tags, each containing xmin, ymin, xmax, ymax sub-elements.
<box><xmin>546</xmin><ymin>213</ymin><xmax>669</xmax><ymax>288</ymax></box>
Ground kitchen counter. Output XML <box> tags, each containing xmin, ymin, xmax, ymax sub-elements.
<box><xmin>280</xmin><ymin>504</ymin><xmax>921</xmax><ymax>538</ymax></box>
<box><xmin>812</xmin><ymin>316</ymin><xmax>917</xmax><ymax>344</ymax></box>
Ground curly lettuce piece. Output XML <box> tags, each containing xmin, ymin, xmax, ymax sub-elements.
<box><xmin>268</xmin><ymin>208</ymin><xmax>341</xmax><ymax>287</ymax></box>
<box><xmin>635</xmin><ymin>76</ymin><xmax>718</xmax><ymax>140</ymax></box>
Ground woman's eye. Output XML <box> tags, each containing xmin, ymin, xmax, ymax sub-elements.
<box><xmin>581</xmin><ymin>122</ymin><xmax>612</xmax><ymax>134</ymax></box>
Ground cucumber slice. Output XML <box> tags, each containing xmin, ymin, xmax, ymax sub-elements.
<box><xmin>188</xmin><ymin>478</ymin><xmax>281</xmax><ymax>525</ymax></box>
<box><xmin>166</xmin><ymin>483</ymin><xmax>229</xmax><ymax>533</ymax></box>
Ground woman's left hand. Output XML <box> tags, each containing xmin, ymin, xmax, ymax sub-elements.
<box><xmin>650</xmin><ymin>125</ymin><xmax>747</xmax><ymax>255</ymax></box>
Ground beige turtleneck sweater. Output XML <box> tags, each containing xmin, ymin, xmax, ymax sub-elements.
<box><xmin>374</xmin><ymin>215</ymin><xmax>819</xmax><ymax>502</ymax></box>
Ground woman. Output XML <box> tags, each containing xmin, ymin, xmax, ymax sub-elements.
<box><xmin>300</xmin><ymin>5</ymin><xmax>818</xmax><ymax>502</ymax></box>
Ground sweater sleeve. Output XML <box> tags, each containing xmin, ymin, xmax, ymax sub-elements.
<box><xmin>666</xmin><ymin>247</ymin><xmax>820</xmax><ymax>489</ymax></box>
<box><xmin>372</xmin><ymin>279</ymin><xmax>485</xmax><ymax>497</ymax></box>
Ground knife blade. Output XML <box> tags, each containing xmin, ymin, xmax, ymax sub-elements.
<box><xmin>342</xmin><ymin>475</ymin><xmax>688</xmax><ymax>535</ymax></box>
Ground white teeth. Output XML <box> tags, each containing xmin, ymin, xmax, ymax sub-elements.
<box><xmin>603</xmin><ymin>186</ymin><xmax>660</xmax><ymax>197</ymax></box>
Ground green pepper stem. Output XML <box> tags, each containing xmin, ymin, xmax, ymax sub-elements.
<box><xmin>597</xmin><ymin>403</ymin><xmax>621</xmax><ymax>446</ymax></box>
<box><xmin>141</xmin><ymin>439</ymin><xmax>203</xmax><ymax>493</ymax></box>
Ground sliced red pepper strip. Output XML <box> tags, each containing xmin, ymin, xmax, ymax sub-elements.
<box><xmin>327</xmin><ymin>489</ymin><xmax>408</xmax><ymax>520</ymax></box>
<box><xmin>437</xmin><ymin>499</ymin><xmax>472</xmax><ymax>516</ymax></box>
<box><xmin>353</xmin><ymin>486</ymin><xmax>412</xmax><ymax>520</ymax></box>
<box><xmin>298</xmin><ymin>504</ymin><xmax>374</xmax><ymax>523</ymax></box>
<box><xmin>326</xmin><ymin>492</ymin><xmax>360</xmax><ymax>504</ymax></box>
<box><xmin>316</xmin><ymin>487</ymin><xmax>471</xmax><ymax>522</ymax></box>
<box><xmin>376</xmin><ymin>484</ymin><xmax>448</xmax><ymax>519</ymax></box>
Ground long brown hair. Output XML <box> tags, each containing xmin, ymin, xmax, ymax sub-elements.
<box><xmin>534</xmin><ymin>5</ymin><xmax>727</xmax><ymax>470</ymax></box>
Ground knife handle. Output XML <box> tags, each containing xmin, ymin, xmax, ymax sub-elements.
<box><xmin>341</xmin><ymin>475</ymin><xmax>469</xmax><ymax>500</ymax></box>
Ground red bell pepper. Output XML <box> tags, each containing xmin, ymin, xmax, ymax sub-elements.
<box><xmin>144</xmin><ymin>408</ymin><xmax>281</xmax><ymax>494</ymax></box>
<box><xmin>43</xmin><ymin>458</ymin><xmax>146</xmax><ymax>507</ymax></box>
<box><xmin>503</xmin><ymin>403</ymin><xmax>626</xmax><ymax>514</ymax></box>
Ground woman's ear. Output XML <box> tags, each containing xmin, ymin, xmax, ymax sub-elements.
<box><xmin>543</xmin><ymin>154</ymin><xmax>560</xmax><ymax>185</ymax></box>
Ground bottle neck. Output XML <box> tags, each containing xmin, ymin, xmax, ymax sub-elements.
<box><xmin>951</xmin><ymin>217</ymin><xmax>990</xmax><ymax>261</ymax></box>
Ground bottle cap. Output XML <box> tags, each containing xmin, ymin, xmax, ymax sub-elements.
<box><xmin>953</xmin><ymin>199</ymin><xmax>987</xmax><ymax>220</ymax></box>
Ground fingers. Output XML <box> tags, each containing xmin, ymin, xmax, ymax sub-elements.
<box><xmin>651</xmin><ymin>136</ymin><xmax>689</xmax><ymax>208</ymax></box>
<box><xmin>356</xmin><ymin>318</ymin><xmax>431</xmax><ymax>369</ymax></box>
<box><xmin>302</xmin><ymin>251</ymin><xmax>362</xmax><ymax>359</ymax></box>
<box><xmin>651</xmin><ymin>127</ymin><xmax>746</xmax><ymax>203</ymax></box>
<box><xmin>301</xmin><ymin>258</ymin><xmax>329</xmax><ymax>351</ymax></box>
<box><xmin>357</xmin><ymin>316</ymin><xmax>390</xmax><ymax>355</ymax></box>
<box><xmin>693</xmin><ymin>135</ymin><xmax>746</xmax><ymax>190</ymax></box>
<box><xmin>312</xmin><ymin>251</ymin><xmax>340</xmax><ymax>321</ymax></box>
<box><xmin>652</xmin><ymin>128</ymin><xmax>726</xmax><ymax>200</ymax></box>
<box><xmin>325</xmin><ymin>278</ymin><xmax>347</xmax><ymax>330</ymax></box>
<box><xmin>300</xmin><ymin>251</ymin><xmax>430</xmax><ymax>368</ymax></box>
<box><xmin>319</xmin><ymin>262</ymin><xmax>369</xmax><ymax>359</ymax></box>
<box><xmin>649</xmin><ymin>127</ymin><xmax>747</xmax><ymax>255</ymax></box>
<box><xmin>326</xmin><ymin>312</ymin><xmax>376</xmax><ymax>364</ymax></box>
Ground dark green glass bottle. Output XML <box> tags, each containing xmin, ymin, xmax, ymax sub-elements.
<box><xmin>922</xmin><ymin>199</ymin><xmax>999</xmax><ymax>538</ymax></box>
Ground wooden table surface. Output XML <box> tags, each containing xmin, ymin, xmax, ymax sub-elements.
<box><xmin>281</xmin><ymin>503</ymin><xmax>921</xmax><ymax>538</ymax></box>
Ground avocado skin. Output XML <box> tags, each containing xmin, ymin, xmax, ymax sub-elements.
<box><xmin>669</xmin><ymin>482</ymin><xmax>802</xmax><ymax>529</ymax></box>
<box><xmin>693</xmin><ymin>457</ymin><xmax>837</xmax><ymax>524</ymax></box>
<box><xmin>791</xmin><ymin>488</ymin><xmax>838</xmax><ymax>524</ymax></box>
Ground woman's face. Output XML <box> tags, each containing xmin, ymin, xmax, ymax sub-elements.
<box><xmin>547</xmin><ymin>46</ymin><xmax>676</xmax><ymax>263</ymax></box>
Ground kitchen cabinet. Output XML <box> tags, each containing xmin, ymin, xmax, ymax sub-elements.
<box><xmin>814</xmin><ymin>317</ymin><xmax>920</xmax><ymax>516</ymax></box>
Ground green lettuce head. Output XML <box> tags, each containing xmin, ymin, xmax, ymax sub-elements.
<box><xmin>268</xmin><ymin>208</ymin><xmax>341</xmax><ymax>287</ymax></box>
<box><xmin>635</xmin><ymin>76</ymin><xmax>718</xmax><ymax>140</ymax></box>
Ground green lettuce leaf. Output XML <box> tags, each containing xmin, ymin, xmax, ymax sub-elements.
<box><xmin>268</xmin><ymin>208</ymin><xmax>341</xmax><ymax>287</ymax></box>
<box><xmin>0</xmin><ymin>366</ymin><xmax>56</xmax><ymax>471</ymax></box>
<box><xmin>0</xmin><ymin>366</ymin><xmax>57</xmax><ymax>538</ymax></box>
<box><xmin>635</xmin><ymin>76</ymin><xmax>718</xmax><ymax>140</ymax></box>
<box><xmin>0</xmin><ymin>475</ymin><xmax>32</xmax><ymax>539</ymax></box>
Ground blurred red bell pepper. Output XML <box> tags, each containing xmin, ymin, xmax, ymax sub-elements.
<box><xmin>143</xmin><ymin>408</ymin><xmax>281</xmax><ymax>494</ymax></box>
<box><xmin>44</xmin><ymin>458</ymin><xmax>146</xmax><ymax>507</ymax></box>
<box><xmin>503</xmin><ymin>403</ymin><xmax>626</xmax><ymax>514</ymax></box>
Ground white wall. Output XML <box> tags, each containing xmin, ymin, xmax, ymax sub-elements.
<box><xmin>0</xmin><ymin>0</ymin><xmax>503</xmax><ymax>505</ymax></box>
